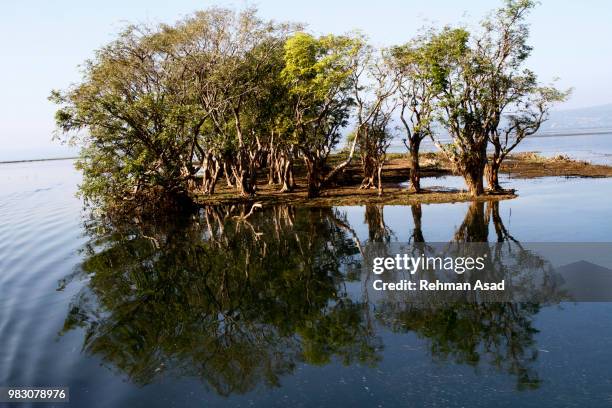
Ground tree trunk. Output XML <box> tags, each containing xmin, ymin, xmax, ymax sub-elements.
<box><xmin>360</xmin><ymin>152</ymin><xmax>377</xmax><ymax>189</ymax></box>
<box><xmin>229</xmin><ymin>148</ymin><xmax>259</xmax><ymax>197</ymax></box>
<box><xmin>486</xmin><ymin>156</ymin><xmax>502</xmax><ymax>192</ymax></box>
<box><xmin>268</xmin><ymin>156</ymin><xmax>276</xmax><ymax>185</ymax></box>
<box><xmin>377</xmin><ymin>163</ymin><xmax>383</xmax><ymax>196</ymax></box>
<box><xmin>236</xmin><ymin>171</ymin><xmax>250</xmax><ymax>196</ymax></box>
<box><xmin>231</xmin><ymin>165</ymin><xmax>255</xmax><ymax>197</ymax></box>
<box><xmin>279</xmin><ymin>157</ymin><xmax>294</xmax><ymax>193</ymax></box>
<box><xmin>408</xmin><ymin>141</ymin><xmax>421</xmax><ymax>193</ymax></box>
<box><xmin>304</xmin><ymin>157</ymin><xmax>322</xmax><ymax>198</ymax></box>
<box><xmin>248</xmin><ymin>162</ymin><xmax>258</xmax><ymax>196</ymax></box>
<box><xmin>268</xmin><ymin>135</ymin><xmax>276</xmax><ymax>185</ymax></box>
<box><xmin>206</xmin><ymin>160</ymin><xmax>221</xmax><ymax>195</ymax></box>
<box><xmin>288</xmin><ymin>162</ymin><xmax>295</xmax><ymax>188</ymax></box>
<box><xmin>224</xmin><ymin>161</ymin><xmax>234</xmax><ymax>188</ymax></box>
<box><xmin>202</xmin><ymin>157</ymin><xmax>221</xmax><ymax>195</ymax></box>
<box><xmin>307</xmin><ymin>172</ymin><xmax>321</xmax><ymax>198</ymax></box>
<box><xmin>464</xmin><ymin>165</ymin><xmax>485</xmax><ymax>197</ymax></box>
<box><xmin>452</xmin><ymin>136</ymin><xmax>487</xmax><ymax>197</ymax></box>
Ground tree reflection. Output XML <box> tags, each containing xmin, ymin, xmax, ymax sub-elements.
<box><xmin>60</xmin><ymin>201</ymin><xmax>562</xmax><ymax>395</ymax></box>
<box><xmin>376</xmin><ymin>301</ymin><xmax>542</xmax><ymax>390</ymax></box>
<box><xmin>453</xmin><ymin>201</ymin><xmax>489</xmax><ymax>242</ymax></box>
<box><xmin>364</xmin><ymin>204</ymin><xmax>393</xmax><ymax>243</ymax></box>
<box><xmin>62</xmin><ymin>205</ymin><xmax>379</xmax><ymax>394</ymax></box>
<box><xmin>410</xmin><ymin>204</ymin><xmax>425</xmax><ymax>243</ymax></box>
<box><xmin>374</xmin><ymin>200</ymin><xmax>564</xmax><ymax>390</ymax></box>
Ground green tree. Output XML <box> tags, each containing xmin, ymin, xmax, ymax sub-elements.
<box><xmin>50</xmin><ymin>25</ymin><xmax>206</xmax><ymax>207</ymax></box>
<box><xmin>425</xmin><ymin>27</ymin><xmax>492</xmax><ymax>196</ymax></box>
<box><xmin>169</xmin><ymin>8</ymin><xmax>296</xmax><ymax>196</ymax></box>
<box><xmin>433</xmin><ymin>1</ymin><xmax>567</xmax><ymax>195</ymax></box>
<box><xmin>51</xmin><ymin>7</ymin><xmax>297</xmax><ymax>205</ymax></box>
<box><xmin>350</xmin><ymin>45</ymin><xmax>398</xmax><ymax>194</ymax></box>
<box><xmin>282</xmin><ymin>32</ymin><xmax>364</xmax><ymax>198</ymax></box>
<box><xmin>389</xmin><ymin>33</ymin><xmax>445</xmax><ymax>193</ymax></box>
<box><xmin>354</xmin><ymin>113</ymin><xmax>395</xmax><ymax>195</ymax></box>
<box><xmin>477</xmin><ymin>0</ymin><xmax>568</xmax><ymax>191</ymax></box>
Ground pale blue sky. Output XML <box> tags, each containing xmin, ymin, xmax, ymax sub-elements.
<box><xmin>1</xmin><ymin>0</ymin><xmax>611</xmax><ymax>160</ymax></box>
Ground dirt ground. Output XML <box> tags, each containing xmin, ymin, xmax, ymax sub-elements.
<box><xmin>195</xmin><ymin>151</ymin><xmax>612</xmax><ymax>206</ymax></box>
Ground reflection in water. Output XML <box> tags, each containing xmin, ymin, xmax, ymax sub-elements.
<box><xmin>376</xmin><ymin>302</ymin><xmax>542</xmax><ymax>389</ymax></box>
<box><xmin>60</xmin><ymin>201</ymin><xmax>559</xmax><ymax>395</ymax></box>
<box><xmin>369</xmin><ymin>202</ymin><xmax>561</xmax><ymax>390</ymax></box>
<box><xmin>62</xmin><ymin>206</ymin><xmax>379</xmax><ymax>395</ymax></box>
<box><xmin>453</xmin><ymin>201</ymin><xmax>489</xmax><ymax>242</ymax></box>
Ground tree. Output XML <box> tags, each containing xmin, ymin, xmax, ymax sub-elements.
<box><xmin>171</xmin><ymin>8</ymin><xmax>295</xmax><ymax>196</ymax></box>
<box><xmin>487</xmin><ymin>85</ymin><xmax>567</xmax><ymax>190</ymax></box>
<box><xmin>433</xmin><ymin>0</ymin><xmax>566</xmax><ymax>196</ymax></box>
<box><xmin>281</xmin><ymin>32</ymin><xmax>364</xmax><ymax>198</ymax></box>
<box><xmin>389</xmin><ymin>34</ymin><xmax>441</xmax><ymax>193</ymax></box>
<box><xmin>52</xmin><ymin>2</ymin><xmax>569</xmax><ymax>205</ymax></box>
<box><xmin>476</xmin><ymin>0</ymin><xmax>568</xmax><ymax>191</ymax></box>
<box><xmin>354</xmin><ymin>112</ymin><xmax>395</xmax><ymax>195</ymax></box>
<box><xmin>50</xmin><ymin>25</ymin><xmax>206</xmax><ymax>207</ymax></box>
<box><xmin>350</xmin><ymin>46</ymin><xmax>398</xmax><ymax>193</ymax></box>
<box><xmin>427</xmin><ymin>26</ymin><xmax>492</xmax><ymax>197</ymax></box>
<box><xmin>52</xmin><ymin>7</ymin><xmax>301</xmax><ymax>203</ymax></box>
<box><xmin>256</xmin><ymin>49</ymin><xmax>298</xmax><ymax>193</ymax></box>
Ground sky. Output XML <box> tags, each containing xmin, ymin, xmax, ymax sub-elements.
<box><xmin>1</xmin><ymin>0</ymin><xmax>611</xmax><ymax>161</ymax></box>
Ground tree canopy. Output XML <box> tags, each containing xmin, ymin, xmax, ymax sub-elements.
<box><xmin>51</xmin><ymin>0</ymin><xmax>567</xmax><ymax>209</ymax></box>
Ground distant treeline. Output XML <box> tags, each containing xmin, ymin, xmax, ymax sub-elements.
<box><xmin>51</xmin><ymin>0</ymin><xmax>567</xmax><ymax>208</ymax></box>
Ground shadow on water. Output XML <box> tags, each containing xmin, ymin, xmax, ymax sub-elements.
<box><xmin>59</xmin><ymin>201</ymin><xmax>564</xmax><ymax>395</ymax></box>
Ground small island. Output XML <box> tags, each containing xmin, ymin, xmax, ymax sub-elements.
<box><xmin>4</xmin><ymin>0</ymin><xmax>612</xmax><ymax>406</ymax></box>
<box><xmin>48</xmin><ymin>1</ymin><xmax>587</xmax><ymax>213</ymax></box>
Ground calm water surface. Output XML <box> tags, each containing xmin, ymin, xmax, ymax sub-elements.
<box><xmin>389</xmin><ymin>131</ymin><xmax>612</xmax><ymax>165</ymax></box>
<box><xmin>1</xmin><ymin>159</ymin><xmax>612</xmax><ymax>407</ymax></box>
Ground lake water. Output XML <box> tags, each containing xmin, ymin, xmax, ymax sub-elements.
<box><xmin>388</xmin><ymin>131</ymin><xmax>612</xmax><ymax>165</ymax></box>
<box><xmin>1</xmin><ymin>159</ymin><xmax>612</xmax><ymax>407</ymax></box>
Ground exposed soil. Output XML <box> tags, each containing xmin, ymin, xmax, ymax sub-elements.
<box><xmin>500</xmin><ymin>152</ymin><xmax>612</xmax><ymax>179</ymax></box>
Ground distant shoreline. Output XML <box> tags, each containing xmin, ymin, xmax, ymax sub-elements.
<box><xmin>2</xmin><ymin>128</ymin><xmax>610</xmax><ymax>165</ymax></box>
<box><xmin>533</xmin><ymin>128</ymin><xmax>612</xmax><ymax>138</ymax></box>
<box><xmin>0</xmin><ymin>157</ymin><xmax>77</xmax><ymax>165</ymax></box>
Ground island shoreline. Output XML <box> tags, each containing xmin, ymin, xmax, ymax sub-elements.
<box><xmin>194</xmin><ymin>151</ymin><xmax>612</xmax><ymax>206</ymax></box>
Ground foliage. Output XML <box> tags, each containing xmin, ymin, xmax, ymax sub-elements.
<box><xmin>50</xmin><ymin>25</ymin><xmax>206</xmax><ymax>205</ymax></box>
<box><xmin>59</xmin><ymin>201</ymin><xmax>566</xmax><ymax>393</ymax></box>
<box><xmin>430</xmin><ymin>0</ymin><xmax>567</xmax><ymax>194</ymax></box>
<box><xmin>51</xmin><ymin>1</ymin><xmax>568</xmax><ymax>207</ymax></box>
<box><xmin>281</xmin><ymin>32</ymin><xmax>365</xmax><ymax>197</ymax></box>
